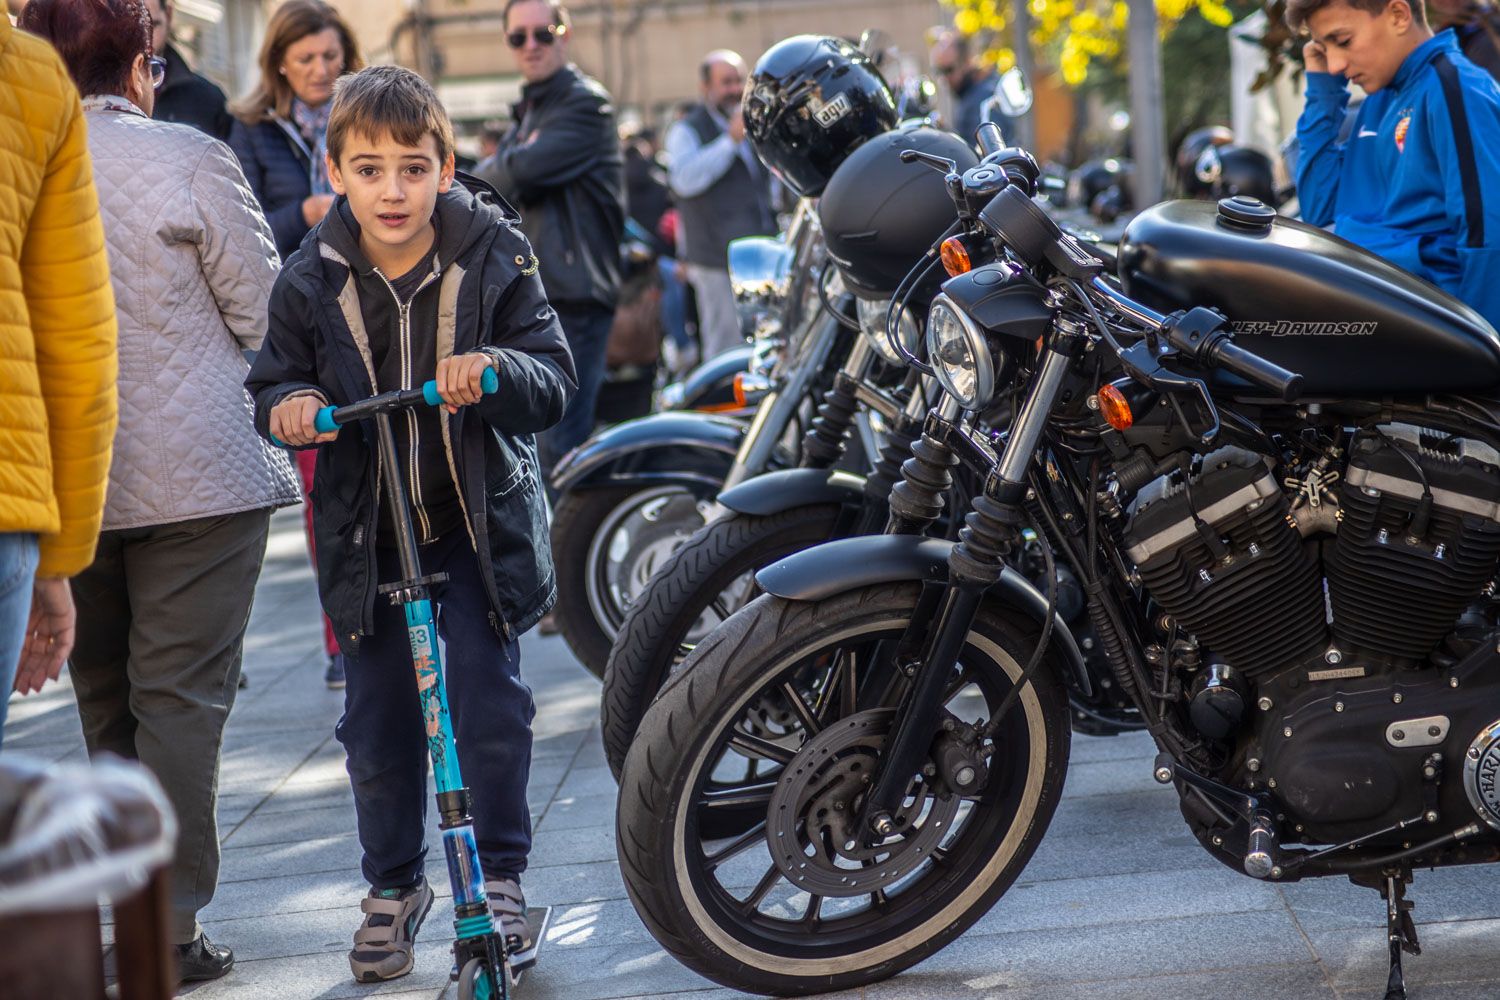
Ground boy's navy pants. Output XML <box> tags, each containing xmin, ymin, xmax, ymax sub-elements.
<box><xmin>336</xmin><ymin>529</ymin><xmax>535</xmax><ymax>890</ymax></box>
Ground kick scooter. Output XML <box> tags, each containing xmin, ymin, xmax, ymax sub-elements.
<box><xmin>279</xmin><ymin>370</ymin><xmax>544</xmax><ymax>998</ymax></box>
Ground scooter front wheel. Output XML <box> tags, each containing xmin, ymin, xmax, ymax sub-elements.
<box><xmin>456</xmin><ymin>957</ymin><xmax>503</xmax><ymax>1000</ymax></box>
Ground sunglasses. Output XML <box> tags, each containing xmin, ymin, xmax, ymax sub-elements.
<box><xmin>506</xmin><ymin>24</ymin><xmax>565</xmax><ymax>49</ymax></box>
<box><xmin>148</xmin><ymin>55</ymin><xmax>167</xmax><ymax>89</ymax></box>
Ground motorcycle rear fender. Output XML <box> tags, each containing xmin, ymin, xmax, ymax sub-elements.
<box><xmin>550</xmin><ymin>411</ymin><xmax>745</xmax><ymax>494</ymax></box>
<box><xmin>755</xmin><ymin>534</ymin><xmax>1093</xmax><ymax>696</ymax></box>
<box><xmin>717</xmin><ymin>468</ymin><xmax>867</xmax><ymax>517</ymax></box>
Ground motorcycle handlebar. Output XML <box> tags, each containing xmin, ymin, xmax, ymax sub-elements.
<box><xmin>975</xmin><ymin>122</ymin><xmax>1005</xmax><ymax>157</ymax></box>
<box><xmin>1206</xmin><ymin>337</ymin><xmax>1304</xmax><ymax>402</ymax></box>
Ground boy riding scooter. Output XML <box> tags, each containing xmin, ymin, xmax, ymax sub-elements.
<box><xmin>247</xmin><ymin>65</ymin><xmax>575</xmax><ymax>985</ymax></box>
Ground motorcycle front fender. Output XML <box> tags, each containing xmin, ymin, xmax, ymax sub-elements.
<box><xmin>550</xmin><ymin>411</ymin><xmax>746</xmax><ymax>494</ymax></box>
<box><xmin>755</xmin><ymin>534</ymin><xmax>1092</xmax><ymax>697</ymax></box>
<box><xmin>717</xmin><ymin>468</ymin><xmax>868</xmax><ymax>518</ymax></box>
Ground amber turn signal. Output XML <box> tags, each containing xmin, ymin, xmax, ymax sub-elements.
<box><xmin>1097</xmin><ymin>384</ymin><xmax>1133</xmax><ymax>431</ymax></box>
<box><xmin>940</xmin><ymin>236</ymin><xmax>972</xmax><ymax>277</ymax></box>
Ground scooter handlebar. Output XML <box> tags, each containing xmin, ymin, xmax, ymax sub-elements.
<box><xmin>277</xmin><ymin>367</ymin><xmax>500</xmax><ymax>446</ymax></box>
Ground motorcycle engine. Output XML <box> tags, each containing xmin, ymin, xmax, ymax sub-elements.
<box><xmin>1121</xmin><ymin>426</ymin><xmax>1500</xmax><ymax>846</ymax></box>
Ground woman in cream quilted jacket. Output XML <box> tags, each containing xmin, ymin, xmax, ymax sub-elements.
<box><xmin>20</xmin><ymin>0</ymin><xmax>301</xmax><ymax>982</ymax></box>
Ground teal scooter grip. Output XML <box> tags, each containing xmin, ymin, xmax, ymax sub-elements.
<box><xmin>421</xmin><ymin>366</ymin><xmax>500</xmax><ymax>406</ymax></box>
<box><xmin>313</xmin><ymin>405</ymin><xmax>339</xmax><ymax>434</ymax></box>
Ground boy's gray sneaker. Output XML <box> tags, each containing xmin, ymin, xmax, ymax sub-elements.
<box><xmin>485</xmin><ymin>877</ymin><xmax>538</xmax><ymax>972</ymax></box>
<box><xmin>349</xmin><ymin>877</ymin><xmax>434</xmax><ymax>983</ymax></box>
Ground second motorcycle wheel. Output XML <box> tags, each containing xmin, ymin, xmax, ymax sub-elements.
<box><xmin>550</xmin><ymin>484</ymin><xmax>709</xmax><ymax>677</ymax></box>
<box><xmin>601</xmin><ymin>502</ymin><xmax>845</xmax><ymax>780</ymax></box>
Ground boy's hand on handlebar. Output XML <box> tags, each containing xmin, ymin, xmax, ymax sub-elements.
<box><xmin>436</xmin><ymin>352</ymin><xmax>497</xmax><ymax>413</ymax></box>
<box><xmin>270</xmin><ymin>395</ymin><xmax>337</xmax><ymax>446</ymax></box>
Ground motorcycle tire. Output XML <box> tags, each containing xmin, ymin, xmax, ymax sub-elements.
<box><xmin>550</xmin><ymin>484</ymin><xmax>708</xmax><ymax>678</ymax></box>
<box><xmin>601</xmin><ymin>502</ymin><xmax>844</xmax><ymax>781</ymax></box>
<box><xmin>616</xmin><ymin>582</ymin><xmax>1071</xmax><ymax>997</ymax></box>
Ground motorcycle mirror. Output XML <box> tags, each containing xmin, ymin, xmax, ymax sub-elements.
<box><xmin>985</xmin><ymin>66</ymin><xmax>1034</xmax><ymax>119</ymax></box>
<box><xmin>858</xmin><ymin>28</ymin><xmax>894</xmax><ymax>64</ymax></box>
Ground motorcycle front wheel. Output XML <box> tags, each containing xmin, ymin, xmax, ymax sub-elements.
<box><xmin>550</xmin><ymin>484</ymin><xmax>709</xmax><ymax>677</ymax></box>
<box><xmin>601</xmin><ymin>502</ymin><xmax>844</xmax><ymax>780</ymax></box>
<box><xmin>616</xmin><ymin>582</ymin><xmax>1072</xmax><ymax>997</ymax></box>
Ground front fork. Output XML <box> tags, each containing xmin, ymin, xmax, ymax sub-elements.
<box><xmin>374</xmin><ymin>413</ymin><xmax>509</xmax><ymax>999</ymax></box>
<box><xmin>859</xmin><ymin>325</ymin><xmax>1083</xmax><ymax>838</ymax></box>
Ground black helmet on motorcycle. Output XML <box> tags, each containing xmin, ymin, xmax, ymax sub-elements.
<box><xmin>1196</xmin><ymin>144</ymin><xmax>1279</xmax><ymax>206</ymax></box>
<box><xmin>1174</xmin><ymin>125</ymin><xmax>1233</xmax><ymax>196</ymax></box>
<box><xmin>1070</xmin><ymin>158</ymin><xmax>1134</xmax><ymax>220</ymax></box>
<box><xmin>744</xmin><ymin>34</ymin><xmax>901</xmax><ymax>199</ymax></box>
<box><xmin>818</xmin><ymin>124</ymin><xmax>977</xmax><ymax>300</ymax></box>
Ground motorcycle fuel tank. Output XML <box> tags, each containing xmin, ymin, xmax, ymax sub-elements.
<box><xmin>1117</xmin><ymin>198</ymin><xmax>1500</xmax><ymax>396</ymax></box>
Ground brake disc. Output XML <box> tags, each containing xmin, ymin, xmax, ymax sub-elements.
<box><xmin>766</xmin><ymin>708</ymin><xmax>961</xmax><ymax>898</ymax></box>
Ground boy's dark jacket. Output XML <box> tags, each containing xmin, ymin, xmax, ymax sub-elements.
<box><xmin>246</xmin><ymin>182</ymin><xmax>577</xmax><ymax>653</ymax></box>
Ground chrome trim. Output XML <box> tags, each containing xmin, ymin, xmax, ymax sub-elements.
<box><xmin>996</xmin><ymin>347</ymin><xmax>1069</xmax><ymax>488</ymax></box>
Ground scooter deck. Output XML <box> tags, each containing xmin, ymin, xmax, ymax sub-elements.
<box><xmin>507</xmin><ymin>905</ymin><xmax>552</xmax><ymax>987</ymax></box>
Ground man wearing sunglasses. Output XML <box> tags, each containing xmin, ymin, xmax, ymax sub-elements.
<box><xmin>476</xmin><ymin>0</ymin><xmax>625</xmax><ymax>474</ymax></box>
<box><xmin>930</xmin><ymin>27</ymin><xmax>1014</xmax><ymax>149</ymax></box>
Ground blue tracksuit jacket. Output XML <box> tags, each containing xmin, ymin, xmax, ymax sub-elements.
<box><xmin>1296</xmin><ymin>30</ymin><xmax>1500</xmax><ymax>329</ymax></box>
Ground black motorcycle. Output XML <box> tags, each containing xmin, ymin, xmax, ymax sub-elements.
<box><xmin>599</xmin><ymin>125</ymin><xmax>1139</xmax><ymax>779</ymax></box>
<box><xmin>614</xmin><ymin>124</ymin><xmax>1500</xmax><ymax>999</ymax></box>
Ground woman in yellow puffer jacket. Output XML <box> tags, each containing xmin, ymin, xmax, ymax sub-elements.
<box><xmin>0</xmin><ymin>17</ymin><xmax>119</xmax><ymax>737</ymax></box>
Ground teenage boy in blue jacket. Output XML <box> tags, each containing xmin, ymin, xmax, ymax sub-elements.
<box><xmin>246</xmin><ymin>65</ymin><xmax>575</xmax><ymax>983</ymax></box>
<box><xmin>1292</xmin><ymin>0</ymin><xmax>1500</xmax><ymax>328</ymax></box>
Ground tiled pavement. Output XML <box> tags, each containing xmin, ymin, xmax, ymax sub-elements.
<box><xmin>7</xmin><ymin>507</ymin><xmax>1500</xmax><ymax>999</ymax></box>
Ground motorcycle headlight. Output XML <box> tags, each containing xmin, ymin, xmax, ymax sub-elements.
<box><xmin>856</xmin><ymin>297</ymin><xmax>921</xmax><ymax>365</ymax></box>
<box><xmin>925</xmin><ymin>294</ymin><xmax>994</xmax><ymax>410</ymax></box>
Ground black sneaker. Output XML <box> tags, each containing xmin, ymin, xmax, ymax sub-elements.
<box><xmin>176</xmin><ymin>932</ymin><xmax>234</xmax><ymax>982</ymax></box>
<box><xmin>325</xmin><ymin>654</ymin><xmax>346</xmax><ymax>689</ymax></box>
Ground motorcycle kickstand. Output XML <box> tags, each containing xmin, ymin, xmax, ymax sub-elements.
<box><xmin>1380</xmin><ymin>869</ymin><xmax>1420</xmax><ymax>1000</ymax></box>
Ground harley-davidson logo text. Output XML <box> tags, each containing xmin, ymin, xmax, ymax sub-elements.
<box><xmin>1231</xmin><ymin>321</ymin><xmax>1378</xmax><ymax>338</ymax></box>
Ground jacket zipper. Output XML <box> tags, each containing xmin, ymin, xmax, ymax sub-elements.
<box><xmin>373</xmin><ymin>266</ymin><xmax>440</xmax><ymax>543</ymax></box>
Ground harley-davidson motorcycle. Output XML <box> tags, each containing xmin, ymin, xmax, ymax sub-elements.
<box><xmin>599</xmin><ymin>123</ymin><xmax>1142</xmax><ymax>780</ymax></box>
<box><xmin>613</xmin><ymin>122</ymin><xmax>1500</xmax><ymax>999</ymax></box>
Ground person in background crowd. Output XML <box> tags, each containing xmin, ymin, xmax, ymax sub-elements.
<box><xmin>1429</xmin><ymin>0</ymin><xmax>1500</xmax><ymax>77</ymax></box>
<box><xmin>229</xmin><ymin>0</ymin><xmax>362</xmax><ymax>688</ymax></box>
<box><xmin>20</xmin><ymin>0</ymin><xmax>300</xmax><ymax>980</ymax></box>
<box><xmin>621</xmin><ymin>124</ymin><xmax>693</xmax><ymax>372</ymax></box>
<box><xmin>0</xmin><ymin>12</ymin><xmax>118</xmax><ymax>742</ymax></box>
<box><xmin>1294</xmin><ymin>0</ymin><xmax>1500</xmax><ymax>328</ymax></box>
<box><xmin>228</xmin><ymin>0</ymin><xmax>362</xmax><ymax>261</ymax></box>
<box><xmin>476</xmin><ymin>0</ymin><xmax>623</xmax><ymax>473</ymax></box>
<box><xmin>930</xmin><ymin>27</ymin><xmax>1015</xmax><ymax>147</ymax></box>
<box><xmin>479</xmin><ymin>118</ymin><xmax>506</xmax><ymax>161</ymax></box>
<box><xmin>143</xmin><ymin>0</ymin><xmax>232</xmax><ymax>141</ymax></box>
<box><xmin>664</xmin><ymin>49</ymin><xmax>776</xmax><ymax>361</ymax></box>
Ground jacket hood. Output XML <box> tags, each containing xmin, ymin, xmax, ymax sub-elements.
<box><xmin>315</xmin><ymin>180</ymin><xmax>506</xmax><ymax>278</ymax></box>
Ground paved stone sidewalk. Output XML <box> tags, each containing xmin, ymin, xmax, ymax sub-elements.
<box><xmin>7</xmin><ymin>507</ymin><xmax>1500</xmax><ymax>999</ymax></box>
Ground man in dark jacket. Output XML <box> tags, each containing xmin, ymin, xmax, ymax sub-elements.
<box><xmin>665</xmin><ymin>49</ymin><xmax>776</xmax><ymax>361</ymax></box>
<box><xmin>145</xmin><ymin>0</ymin><xmax>232</xmax><ymax>141</ymax></box>
<box><xmin>475</xmin><ymin>0</ymin><xmax>624</xmax><ymax>469</ymax></box>
<box><xmin>930</xmin><ymin>28</ymin><xmax>1016</xmax><ymax>149</ymax></box>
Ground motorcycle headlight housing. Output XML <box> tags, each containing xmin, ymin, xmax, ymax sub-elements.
<box><xmin>926</xmin><ymin>294</ymin><xmax>994</xmax><ymax>410</ymax></box>
<box><xmin>856</xmin><ymin>297</ymin><xmax>921</xmax><ymax>366</ymax></box>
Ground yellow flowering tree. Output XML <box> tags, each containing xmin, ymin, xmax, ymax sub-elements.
<box><xmin>947</xmin><ymin>0</ymin><xmax>1239</xmax><ymax>86</ymax></box>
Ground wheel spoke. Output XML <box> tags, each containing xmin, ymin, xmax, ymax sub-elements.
<box><xmin>710</xmin><ymin>596</ymin><xmax>736</xmax><ymax>621</ymax></box>
<box><xmin>942</xmin><ymin>668</ymin><xmax>975</xmax><ymax>705</ymax></box>
<box><xmin>698</xmin><ymin>780</ymin><xmax>777</xmax><ymax>811</ymax></box>
<box><xmin>801</xmin><ymin>892</ymin><xmax>824</xmax><ymax>928</ymax></box>
<box><xmin>739</xmin><ymin>863</ymin><xmax>784</xmax><ymax>915</ymax></box>
<box><xmin>704</xmin><ymin>820</ymin><xmax>768</xmax><ymax>871</ymax></box>
<box><xmin>729</xmin><ymin>730</ymin><xmax>796</xmax><ymax>766</ymax></box>
<box><xmin>779</xmin><ymin>681</ymin><xmax>823</xmax><ymax>736</ymax></box>
<box><xmin>840</xmin><ymin>649</ymin><xmax>859</xmax><ymax>718</ymax></box>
